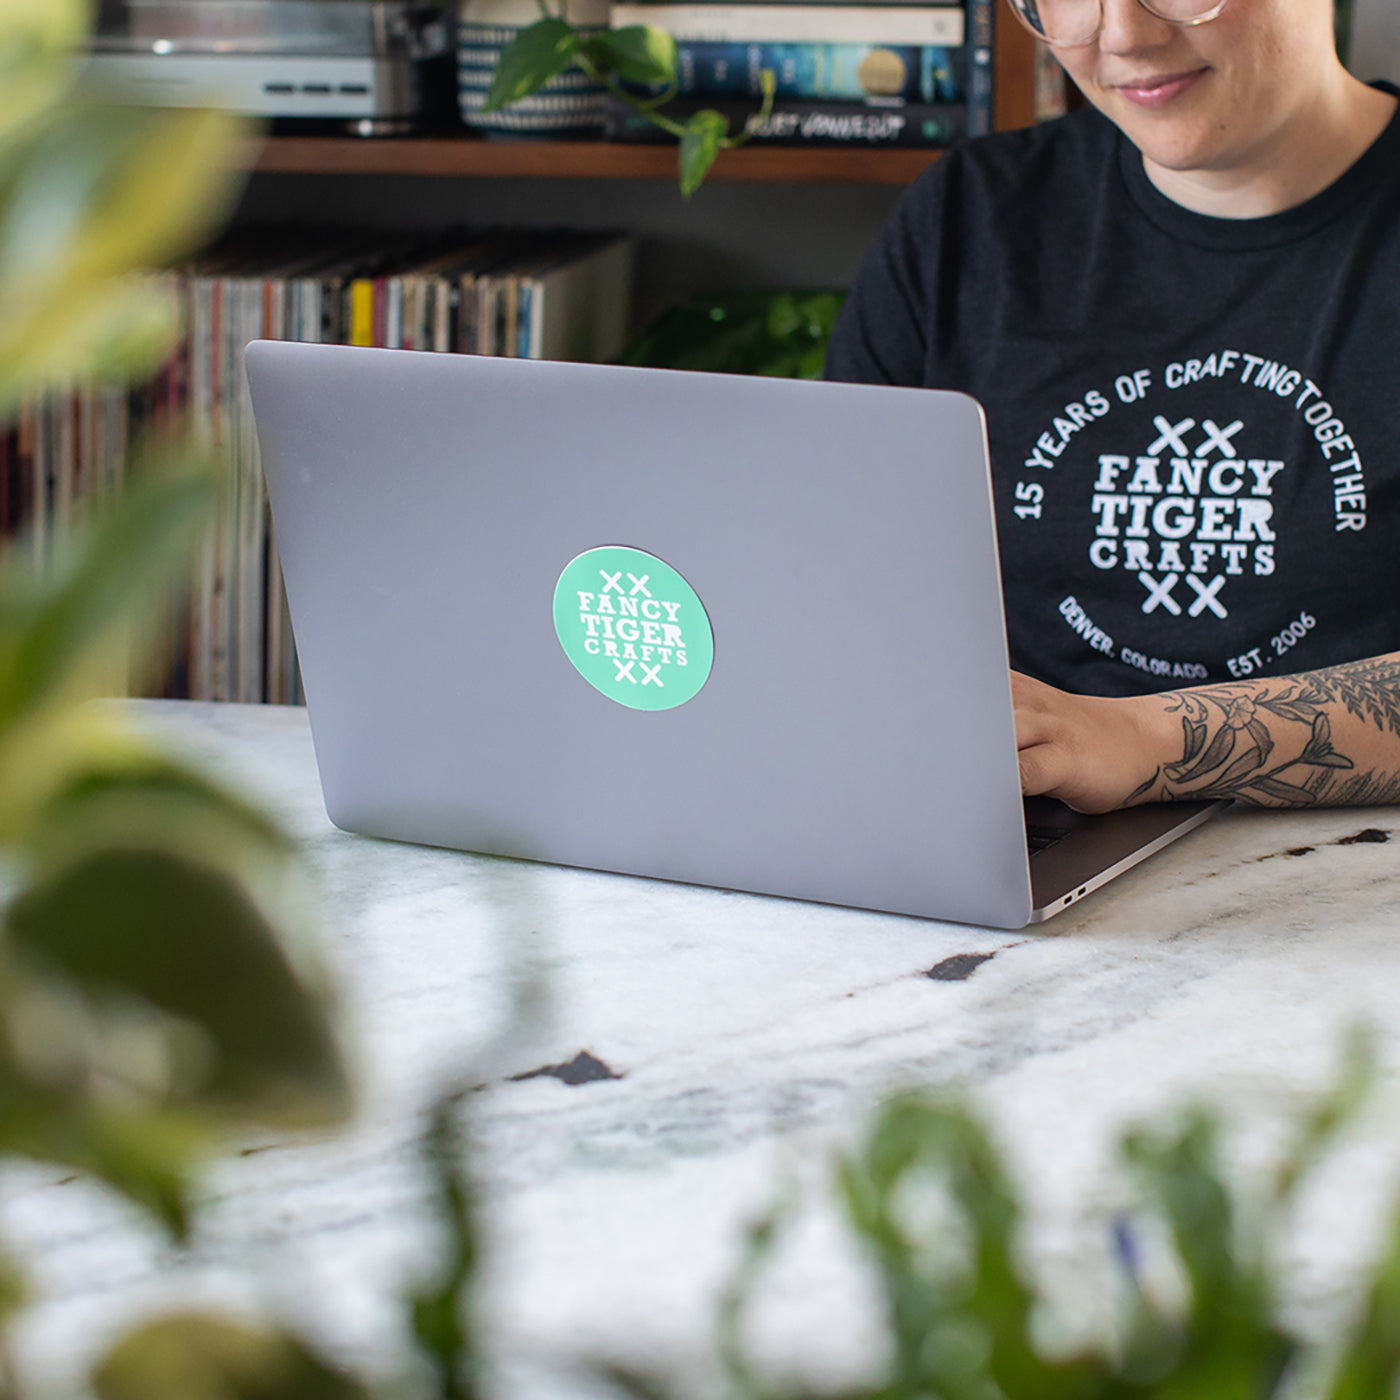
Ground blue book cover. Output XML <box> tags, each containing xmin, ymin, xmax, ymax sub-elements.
<box><xmin>673</xmin><ymin>41</ymin><xmax>962</xmax><ymax>102</ymax></box>
<box><xmin>965</xmin><ymin>0</ymin><xmax>992</xmax><ymax>136</ymax></box>
<box><xmin>604</xmin><ymin>93</ymin><xmax>967</xmax><ymax>146</ymax></box>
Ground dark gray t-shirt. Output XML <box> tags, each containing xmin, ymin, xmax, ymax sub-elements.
<box><xmin>825</xmin><ymin>90</ymin><xmax>1400</xmax><ymax>697</ymax></box>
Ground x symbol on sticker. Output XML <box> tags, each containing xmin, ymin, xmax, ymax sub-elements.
<box><xmin>1198</xmin><ymin>419</ymin><xmax>1243</xmax><ymax>458</ymax></box>
<box><xmin>600</xmin><ymin>570</ymin><xmax>624</xmax><ymax>593</ymax></box>
<box><xmin>640</xmin><ymin>663</ymin><xmax>663</xmax><ymax>687</ymax></box>
<box><xmin>612</xmin><ymin>660</ymin><xmax>636</xmax><ymax>683</ymax></box>
<box><xmin>627</xmin><ymin>573</ymin><xmax>652</xmax><ymax>597</ymax></box>
<box><xmin>1147</xmin><ymin>415</ymin><xmax>1196</xmax><ymax>457</ymax></box>
<box><xmin>1138</xmin><ymin>571</ymin><xmax>1182</xmax><ymax>616</ymax></box>
<box><xmin>1185</xmin><ymin>573</ymin><xmax>1229</xmax><ymax>618</ymax></box>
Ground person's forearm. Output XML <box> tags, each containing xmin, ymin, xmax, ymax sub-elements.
<box><xmin>1124</xmin><ymin>652</ymin><xmax>1400</xmax><ymax>808</ymax></box>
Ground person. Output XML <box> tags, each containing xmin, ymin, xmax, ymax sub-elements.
<box><xmin>823</xmin><ymin>0</ymin><xmax>1400</xmax><ymax>815</ymax></box>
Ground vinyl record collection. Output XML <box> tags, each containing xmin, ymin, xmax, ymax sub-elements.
<box><xmin>0</xmin><ymin>225</ymin><xmax>636</xmax><ymax>704</ymax></box>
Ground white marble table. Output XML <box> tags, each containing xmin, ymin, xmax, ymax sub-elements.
<box><xmin>7</xmin><ymin>699</ymin><xmax>1400</xmax><ymax>1397</ymax></box>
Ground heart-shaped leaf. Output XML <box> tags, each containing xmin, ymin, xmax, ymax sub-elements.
<box><xmin>479</xmin><ymin>18</ymin><xmax>581</xmax><ymax>112</ymax></box>
<box><xmin>580</xmin><ymin>25</ymin><xmax>677</xmax><ymax>85</ymax></box>
<box><xmin>679</xmin><ymin>109</ymin><xmax>728</xmax><ymax>198</ymax></box>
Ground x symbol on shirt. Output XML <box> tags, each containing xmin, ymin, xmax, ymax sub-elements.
<box><xmin>1138</xmin><ymin>571</ymin><xmax>1182</xmax><ymax>615</ymax></box>
<box><xmin>1185</xmin><ymin>573</ymin><xmax>1229</xmax><ymax>618</ymax></box>
<box><xmin>1147</xmin><ymin>416</ymin><xmax>1196</xmax><ymax>457</ymax></box>
<box><xmin>1198</xmin><ymin>419</ymin><xmax>1244</xmax><ymax>458</ymax></box>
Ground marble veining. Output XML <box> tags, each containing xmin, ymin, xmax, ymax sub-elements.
<box><xmin>2</xmin><ymin>700</ymin><xmax>1399</xmax><ymax>1397</ymax></box>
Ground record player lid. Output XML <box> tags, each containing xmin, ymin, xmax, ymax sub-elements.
<box><xmin>94</xmin><ymin>1</ymin><xmax>447</xmax><ymax>57</ymax></box>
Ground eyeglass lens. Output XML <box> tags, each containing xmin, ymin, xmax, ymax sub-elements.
<box><xmin>1010</xmin><ymin>0</ymin><xmax>1225</xmax><ymax>45</ymax></box>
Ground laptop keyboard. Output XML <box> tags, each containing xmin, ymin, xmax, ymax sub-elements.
<box><xmin>1026</xmin><ymin>823</ymin><xmax>1071</xmax><ymax>856</ymax></box>
<box><xmin>1023</xmin><ymin>796</ymin><xmax>1087</xmax><ymax>859</ymax></box>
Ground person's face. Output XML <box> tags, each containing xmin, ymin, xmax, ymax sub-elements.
<box><xmin>1052</xmin><ymin>0</ymin><xmax>1339</xmax><ymax>181</ymax></box>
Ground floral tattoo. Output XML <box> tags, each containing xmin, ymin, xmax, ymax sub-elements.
<box><xmin>1130</xmin><ymin>656</ymin><xmax>1400</xmax><ymax>807</ymax></box>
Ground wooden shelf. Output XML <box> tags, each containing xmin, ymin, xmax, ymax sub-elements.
<box><xmin>249</xmin><ymin>135</ymin><xmax>943</xmax><ymax>185</ymax></box>
<box><xmin>245</xmin><ymin>10</ymin><xmax>1039</xmax><ymax>186</ymax></box>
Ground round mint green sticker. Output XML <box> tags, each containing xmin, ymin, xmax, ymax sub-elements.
<box><xmin>553</xmin><ymin>546</ymin><xmax>714</xmax><ymax>710</ymax></box>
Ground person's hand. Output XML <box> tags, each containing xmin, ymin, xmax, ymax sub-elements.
<box><xmin>1012</xmin><ymin>671</ymin><xmax>1177</xmax><ymax>813</ymax></box>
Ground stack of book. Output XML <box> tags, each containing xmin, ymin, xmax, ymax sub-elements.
<box><xmin>603</xmin><ymin>0</ymin><xmax>990</xmax><ymax>147</ymax></box>
<box><xmin>0</xmin><ymin>226</ymin><xmax>635</xmax><ymax>705</ymax></box>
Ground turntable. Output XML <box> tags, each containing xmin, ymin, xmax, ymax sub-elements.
<box><xmin>89</xmin><ymin>1</ymin><xmax>453</xmax><ymax>134</ymax></box>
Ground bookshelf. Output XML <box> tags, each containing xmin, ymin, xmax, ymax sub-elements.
<box><xmin>234</xmin><ymin>10</ymin><xmax>1044</xmax><ymax>313</ymax></box>
<box><xmin>218</xmin><ymin>10</ymin><xmax>1045</xmax><ymax>707</ymax></box>
<box><xmin>246</xmin><ymin>10</ymin><xmax>1039</xmax><ymax>185</ymax></box>
<box><xmin>231</xmin><ymin>7</ymin><xmax>1047</xmax><ymax>371</ymax></box>
<box><xmin>252</xmin><ymin>137</ymin><xmax>942</xmax><ymax>185</ymax></box>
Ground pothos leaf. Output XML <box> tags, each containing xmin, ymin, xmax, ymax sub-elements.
<box><xmin>679</xmin><ymin>109</ymin><xmax>728</xmax><ymax>198</ymax></box>
<box><xmin>479</xmin><ymin>18</ymin><xmax>580</xmax><ymax>112</ymax></box>
<box><xmin>580</xmin><ymin>25</ymin><xmax>676</xmax><ymax>85</ymax></box>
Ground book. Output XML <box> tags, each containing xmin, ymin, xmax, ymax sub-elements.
<box><xmin>964</xmin><ymin>0</ymin><xmax>990</xmax><ymax>136</ymax></box>
<box><xmin>665</xmin><ymin>41</ymin><xmax>962</xmax><ymax>101</ymax></box>
<box><xmin>604</xmin><ymin>92</ymin><xmax>965</xmax><ymax>144</ymax></box>
<box><xmin>607</xmin><ymin>3</ymin><xmax>965</xmax><ymax>44</ymax></box>
<box><xmin>517</xmin><ymin>233</ymin><xmax>638</xmax><ymax>362</ymax></box>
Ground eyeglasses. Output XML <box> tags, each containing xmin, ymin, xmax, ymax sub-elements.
<box><xmin>1005</xmin><ymin>0</ymin><xmax>1229</xmax><ymax>48</ymax></box>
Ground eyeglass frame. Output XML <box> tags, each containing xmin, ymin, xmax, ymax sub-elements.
<box><xmin>1005</xmin><ymin>0</ymin><xmax>1230</xmax><ymax>48</ymax></box>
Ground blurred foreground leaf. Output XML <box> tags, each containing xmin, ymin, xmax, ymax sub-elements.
<box><xmin>1122</xmin><ymin>1111</ymin><xmax>1295</xmax><ymax>1399</ymax></box>
<box><xmin>0</xmin><ymin>0</ymin><xmax>359</xmax><ymax>1390</ymax></box>
<box><xmin>838</xmin><ymin>1096</ymin><xmax>1104</xmax><ymax>1400</ymax></box>
<box><xmin>0</xmin><ymin>1076</ymin><xmax>204</xmax><ymax>1236</ymax></box>
<box><xmin>0</xmin><ymin>96</ymin><xmax>246</xmax><ymax>409</ymax></box>
<box><xmin>411</xmin><ymin>1097</ymin><xmax>484</xmax><ymax>1400</ymax></box>
<box><xmin>94</xmin><ymin>1314</ymin><xmax>372</xmax><ymax>1400</ymax></box>
<box><xmin>0</xmin><ymin>466</ymin><xmax>216</xmax><ymax>737</ymax></box>
<box><xmin>1326</xmin><ymin>1194</ymin><xmax>1400</xmax><ymax>1400</ymax></box>
<box><xmin>6</xmin><ymin>848</ymin><xmax>349</xmax><ymax>1128</ymax></box>
<box><xmin>0</xmin><ymin>0</ymin><xmax>89</xmax><ymax>148</ymax></box>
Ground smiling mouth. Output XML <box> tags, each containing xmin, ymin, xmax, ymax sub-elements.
<box><xmin>1113</xmin><ymin>68</ymin><xmax>1207</xmax><ymax>107</ymax></box>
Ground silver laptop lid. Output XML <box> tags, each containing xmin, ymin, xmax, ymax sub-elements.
<box><xmin>246</xmin><ymin>342</ymin><xmax>1033</xmax><ymax>927</ymax></box>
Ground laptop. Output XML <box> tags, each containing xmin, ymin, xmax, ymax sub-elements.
<box><xmin>245</xmin><ymin>341</ymin><xmax>1221</xmax><ymax>929</ymax></box>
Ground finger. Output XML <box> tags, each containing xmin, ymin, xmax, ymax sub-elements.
<box><xmin>1018</xmin><ymin>738</ymin><xmax>1069</xmax><ymax>799</ymax></box>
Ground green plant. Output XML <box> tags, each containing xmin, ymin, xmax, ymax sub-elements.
<box><xmin>0</xmin><ymin>1</ymin><xmax>369</xmax><ymax>1392</ymax></box>
<box><xmin>620</xmin><ymin>289</ymin><xmax>848</xmax><ymax>377</ymax></box>
<box><xmin>588</xmin><ymin>1030</ymin><xmax>1398</xmax><ymax>1400</ymax></box>
<box><xmin>478</xmin><ymin>3</ymin><xmax>776</xmax><ymax>196</ymax></box>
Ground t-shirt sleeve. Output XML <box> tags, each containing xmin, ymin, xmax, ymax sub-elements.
<box><xmin>823</xmin><ymin>164</ymin><xmax>946</xmax><ymax>388</ymax></box>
